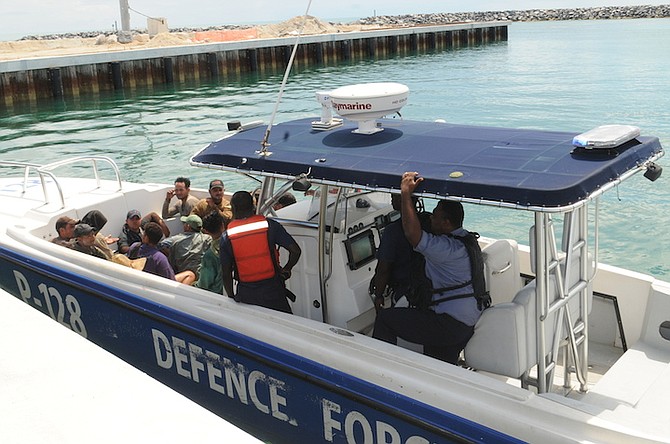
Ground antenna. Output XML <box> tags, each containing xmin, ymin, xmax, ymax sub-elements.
<box><xmin>258</xmin><ymin>0</ymin><xmax>314</xmax><ymax>157</ymax></box>
<box><xmin>311</xmin><ymin>92</ymin><xmax>343</xmax><ymax>131</ymax></box>
<box><xmin>118</xmin><ymin>0</ymin><xmax>131</xmax><ymax>31</ymax></box>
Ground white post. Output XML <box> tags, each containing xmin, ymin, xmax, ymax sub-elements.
<box><xmin>119</xmin><ymin>0</ymin><xmax>130</xmax><ymax>31</ymax></box>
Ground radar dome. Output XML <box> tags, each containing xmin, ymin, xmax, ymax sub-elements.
<box><xmin>328</xmin><ymin>83</ymin><xmax>409</xmax><ymax>134</ymax></box>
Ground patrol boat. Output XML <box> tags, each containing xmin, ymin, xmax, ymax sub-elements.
<box><xmin>1</xmin><ymin>83</ymin><xmax>668</xmax><ymax>443</ymax></box>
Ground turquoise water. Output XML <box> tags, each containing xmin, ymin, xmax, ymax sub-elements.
<box><xmin>1</xmin><ymin>19</ymin><xmax>669</xmax><ymax>276</ymax></box>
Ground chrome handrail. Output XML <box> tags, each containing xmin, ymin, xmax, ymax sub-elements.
<box><xmin>1</xmin><ymin>156</ymin><xmax>122</xmax><ymax>209</ymax></box>
<box><xmin>0</xmin><ymin>161</ymin><xmax>41</xmax><ymax>195</ymax></box>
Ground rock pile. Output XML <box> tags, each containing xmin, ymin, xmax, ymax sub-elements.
<box><xmin>16</xmin><ymin>5</ymin><xmax>670</xmax><ymax>41</ymax></box>
<box><xmin>18</xmin><ymin>24</ymin><xmax>252</xmax><ymax>42</ymax></box>
<box><xmin>357</xmin><ymin>5</ymin><xmax>670</xmax><ymax>26</ymax></box>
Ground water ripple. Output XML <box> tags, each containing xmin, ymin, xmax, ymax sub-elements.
<box><xmin>1</xmin><ymin>19</ymin><xmax>669</xmax><ymax>276</ymax></box>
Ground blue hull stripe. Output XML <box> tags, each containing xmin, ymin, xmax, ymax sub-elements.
<box><xmin>0</xmin><ymin>245</ymin><xmax>523</xmax><ymax>443</ymax></box>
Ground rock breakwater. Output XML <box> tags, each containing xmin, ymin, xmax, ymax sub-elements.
<box><xmin>16</xmin><ymin>5</ymin><xmax>670</xmax><ymax>41</ymax></box>
<box><xmin>358</xmin><ymin>5</ymin><xmax>670</xmax><ymax>26</ymax></box>
<box><xmin>18</xmin><ymin>24</ymin><xmax>251</xmax><ymax>42</ymax></box>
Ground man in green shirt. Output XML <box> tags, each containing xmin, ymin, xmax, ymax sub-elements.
<box><xmin>194</xmin><ymin>211</ymin><xmax>225</xmax><ymax>293</ymax></box>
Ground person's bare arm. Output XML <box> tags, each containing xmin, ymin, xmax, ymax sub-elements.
<box><xmin>400</xmin><ymin>172</ymin><xmax>423</xmax><ymax>247</ymax></box>
<box><xmin>280</xmin><ymin>243</ymin><xmax>301</xmax><ymax>279</ymax></box>
<box><xmin>372</xmin><ymin>260</ymin><xmax>392</xmax><ymax>310</ymax></box>
<box><xmin>222</xmin><ymin>262</ymin><xmax>235</xmax><ymax>298</ymax></box>
<box><xmin>162</xmin><ymin>190</ymin><xmax>176</xmax><ymax>219</ymax></box>
<box><xmin>143</xmin><ymin>212</ymin><xmax>171</xmax><ymax>237</ymax></box>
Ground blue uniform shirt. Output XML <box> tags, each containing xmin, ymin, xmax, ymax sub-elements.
<box><xmin>415</xmin><ymin>227</ymin><xmax>481</xmax><ymax>326</ymax></box>
<box><xmin>375</xmin><ymin>220</ymin><xmax>412</xmax><ymax>290</ymax></box>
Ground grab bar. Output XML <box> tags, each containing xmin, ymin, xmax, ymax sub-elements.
<box><xmin>0</xmin><ymin>161</ymin><xmax>41</xmax><ymax>195</ymax></box>
<box><xmin>1</xmin><ymin>156</ymin><xmax>123</xmax><ymax>209</ymax></box>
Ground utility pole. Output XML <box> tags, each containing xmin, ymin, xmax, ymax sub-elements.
<box><xmin>119</xmin><ymin>0</ymin><xmax>130</xmax><ymax>31</ymax></box>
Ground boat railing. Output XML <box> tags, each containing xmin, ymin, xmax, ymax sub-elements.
<box><xmin>0</xmin><ymin>160</ymin><xmax>42</xmax><ymax>195</ymax></box>
<box><xmin>1</xmin><ymin>156</ymin><xmax>122</xmax><ymax>209</ymax></box>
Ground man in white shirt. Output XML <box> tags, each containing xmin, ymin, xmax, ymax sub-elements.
<box><xmin>162</xmin><ymin>177</ymin><xmax>200</xmax><ymax>219</ymax></box>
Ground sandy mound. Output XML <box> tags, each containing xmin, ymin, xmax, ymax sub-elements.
<box><xmin>144</xmin><ymin>32</ymin><xmax>194</xmax><ymax>47</ymax></box>
<box><xmin>0</xmin><ymin>16</ymin><xmax>378</xmax><ymax>62</ymax></box>
<box><xmin>257</xmin><ymin>15</ymin><xmax>341</xmax><ymax>38</ymax></box>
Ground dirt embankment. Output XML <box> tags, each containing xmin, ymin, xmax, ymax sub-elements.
<box><xmin>4</xmin><ymin>6</ymin><xmax>669</xmax><ymax>62</ymax></box>
<box><xmin>0</xmin><ymin>16</ymin><xmax>379</xmax><ymax>62</ymax></box>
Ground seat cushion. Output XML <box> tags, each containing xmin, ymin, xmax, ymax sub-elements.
<box><xmin>464</xmin><ymin>302</ymin><xmax>527</xmax><ymax>378</ymax></box>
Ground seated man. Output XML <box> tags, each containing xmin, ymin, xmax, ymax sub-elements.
<box><xmin>159</xmin><ymin>214</ymin><xmax>211</xmax><ymax>285</ymax></box>
<box><xmin>52</xmin><ymin>216</ymin><xmax>78</xmax><ymax>248</ymax></box>
<box><xmin>220</xmin><ymin>191</ymin><xmax>301</xmax><ymax>313</ymax></box>
<box><xmin>194</xmin><ymin>211</ymin><xmax>225</xmax><ymax>293</ymax></box>
<box><xmin>117</xmin><ymin>209</ymin><xmax>169</xmax><ymax>254</ymax></box>
<box><xmin>372</xmin><ymin>195</ymin><xmax>432</xmax><ymax>309</ymax></box>
<box><xmin>372</xmin><ymin>172</ymin><xmax>486</xmax><ymax>365</ymax></box>
<box><xmin>72</xmin><ymin>224</ymin><xmax>108</xmax><ymax>260</ymax></box>
<box><xmin>127</xmin><ymin>222</ymin><xmax>175</xmax><ymax>280</ymax></box>
<box><xmin>80</xmin><ymin>209</ymin><xmax>118</xmax><ymax>260</ymax></box>
<box><xmin>251</xmin><ymin>187</ymin><xmax>262</xmax><ymax>210</ymax></box>
<box><xmin>191</xmin><ymin>179</ymin><xmax>232</xmax><ymax>227</ymax></box>
<box><xmin>372</xmin><ymin>195</ymin><xmax>415</xmax><ymax>310</ymax></box>
<box><xmin>162</xmin><ymin>176</ymin><xmax>200</xmax><ymax>219</ymax></box>
<box><xmin>273</xmin><ymin>192</ymin><xmax>297</xmax><ymax>211</ymax></box>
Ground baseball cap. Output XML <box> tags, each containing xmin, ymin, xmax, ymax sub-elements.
<box><xmin>209</xmin><ymin>179</ymin><xmax>224</xmax><ymax>190</ymax></box>
<box><xmin>180</xmin><ymin>214</ymin><xmax>203</xmax><ymax>230</ymax></box>
<box><xmin>55</xmin><ymin>216</ymin><xmax>79</xmax><ymax>231</ymax></box>
<box><xmin>126</xmin><ymin>209</ymin><xmax>141</xmax><ymax>219</ymax></box>
<box><xmin>73</xmin><ymin>223</ymin><xmax>96</xmax><ymax>237</ymax></box>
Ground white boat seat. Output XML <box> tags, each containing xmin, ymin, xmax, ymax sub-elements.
<box><xmin>482</xmin><ymin>239</ymin><xmax>523</xmax><ymax>305</ymax></box>
<box><xmin>463</xmin><ymin>299</ymin><xmax>528</xmax><ymax>378</ymax></box>
<box><xmin>464</xmin><ymin>279</ymin><xmax>556</xmax><ymax>379</ymax></box>
<box><xmin>465</xmin><ymin>238</ymin><xmax>533</xmax><ymax>378</ymax></box>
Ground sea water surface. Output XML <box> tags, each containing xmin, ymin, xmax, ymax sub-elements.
<box><xmin>1</xmin><ymin>19</ymin><xmax>669</xmax><ymax>277</ymax></box>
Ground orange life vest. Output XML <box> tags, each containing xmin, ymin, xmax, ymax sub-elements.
<box><xmin>227</xmin><ymin>215</ymin><xmax>278</xmax><ymax>283</ymax></box>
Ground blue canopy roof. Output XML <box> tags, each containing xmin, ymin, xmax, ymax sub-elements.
<box><xmin>191</xmin><ymin>118</ymin><xmax>663</xmax><ymax>210</ymax></box>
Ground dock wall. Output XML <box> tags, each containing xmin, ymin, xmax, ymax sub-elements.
<box><xmin>0</xmin><ymin>22</ymin><xmax>508</xmax><ymax>111</ymax></box>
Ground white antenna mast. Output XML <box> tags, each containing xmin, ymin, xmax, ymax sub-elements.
<box><xmin>258</xmin><ymin>0</ymin><xmax>314</xmax><ymax>157</ymax></box>
<box><xmin>119</xmin><ymin>0</ymin><xmax>131</xmax><ymax>31</ymax></box>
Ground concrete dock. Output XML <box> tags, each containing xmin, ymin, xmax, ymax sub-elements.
<box><xmin>0</xmin><ymin>289</ymin><xmax>263</xmax><ymax>443</ymax></box>
<box><xmin>0</xmin><ymin>22</ymin><xmax>508</xmax><ymax>113</ymax></box>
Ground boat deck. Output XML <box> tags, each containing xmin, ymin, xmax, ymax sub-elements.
<box><xmin>475</xmin><ymin>341</ymin><xmax>624</xmax><ymax>399</ymax></box>
<box><xmin>0</xmin><ymin>289</ymin><xmax>263</xmax><ymax>444</ymax></box>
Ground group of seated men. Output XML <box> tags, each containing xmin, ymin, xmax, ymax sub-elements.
<box><xmin>52</xmin><ymin>172</ymin><xmax>485</xmax><ymax>367</ymax></box>
<box><xmin>51</xmin><ymin>176</ymin><xmax>297</xmax><ymax>298</ymax></box>
<box><xmin>51</xmin><ymin>171</ymin><xmax>486</xmax><ymax>365</ymax></box>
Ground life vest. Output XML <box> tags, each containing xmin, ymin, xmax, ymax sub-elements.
<box><xmin>407</xmin><ymin>231</ymin><xmax>491</xmax><ymax>311</ymax></box>
<box><xmin>227</xmin><ymin>215</ymin><xmax>278</xmax><ymax>283</ymax></box>
<box><xmin>431</xmin><ymin>232</ymin><xmax>491</xmax><ymax>311</ymax></box>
